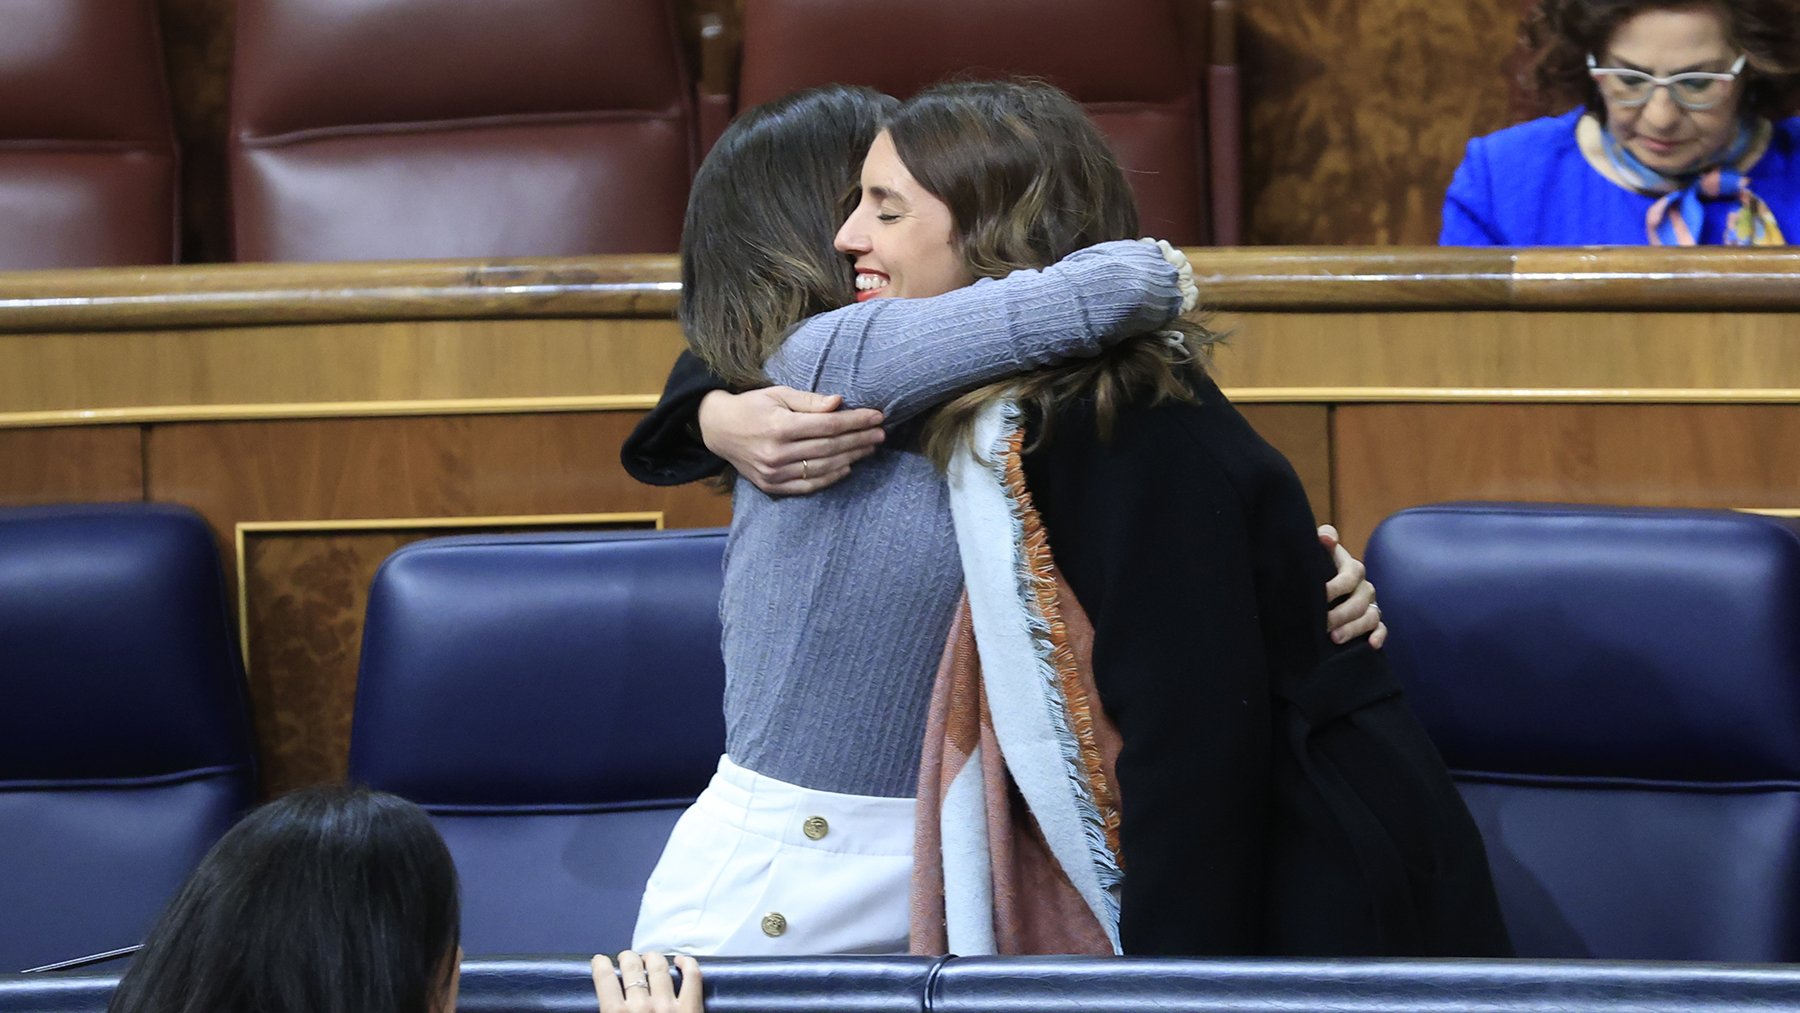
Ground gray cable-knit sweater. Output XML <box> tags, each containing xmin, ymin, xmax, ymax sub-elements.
<box><xmin>720</xmin><ymin>240</ymin><xmax>1183</xmax><ymax>797</ymax></box>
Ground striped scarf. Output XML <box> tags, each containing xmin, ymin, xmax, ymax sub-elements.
<box><xmin>1595</xmin><ymin>116</ymin><xmax>1785</xmax><ymax>245</ymax></box>
<box><xmin>912</xmin><ymin>397</ymin><xmax>1125</xmax><ymax>955</ymax></box>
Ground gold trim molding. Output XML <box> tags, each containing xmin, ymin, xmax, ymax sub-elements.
<box><xmin>10</xmin><ymin>386</ymin><xmax>1800</xmax><ymax>430</ymax></box>
<box><xmin>0</xmin><ymin>395</ymin><xmax>664</xmax><ymax>428</ymax></box>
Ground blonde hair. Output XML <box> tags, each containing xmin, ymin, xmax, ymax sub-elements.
<box><xmin>884</xmin><ymin>79</ymin><xmax>1221</xmax><ymax>467</ymax></box>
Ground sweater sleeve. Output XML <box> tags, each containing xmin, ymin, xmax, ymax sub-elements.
<box><xmin>618</xmin><ymin>350</ymin><xmax>730</xmax><ymax>487</ymax></box>
<box><xmin>764</xmin><ymin>240</ymin><xmax>1183</xmax><ymax>427</ymax></box>
<box><xmin>1024</xmin><ymin>406</ymin><xmax>1271</xmax><ymax>956</ymax></box>
<box><xmin>1439</xmin><ymin>136</ymin><xmax>1506</xmax><ymax>246</ymax></box>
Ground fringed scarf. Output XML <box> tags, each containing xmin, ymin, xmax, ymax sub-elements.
<box><xmin>1578</xmin><ymin>113</ymin><xmax>1785</xmax><ymax>245</ymax></box>
<box><xmin>911</xmin><ymin>398</ymin><xmax>1126</xmax><ymax>956</ymax></box>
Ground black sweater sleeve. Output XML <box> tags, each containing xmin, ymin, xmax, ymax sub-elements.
<box><xmin>619</xmin><ymin>350</ymin><xmax>730</xmax><ymax>487</ymax></box>
<box><xmin>1023</xmin><ymin>400</ymin><xmax>1275</xmax><ymax>956</ymax></box>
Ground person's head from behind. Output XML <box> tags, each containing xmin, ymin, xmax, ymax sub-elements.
<box><xmin>1525</xmin><ymin>0</ymin><xmax>1800</xmax><ymax>174</ymax></box>
<box><xmin>680</xmin><ymin>84</ymin><xmax>898</xmax><ymax>388</ymax></box>
<box><xmin>109</xmin><ymin>785</ymin><xmax>461</xmax><ymax>1013</ymax></box>
<box><xmin>834</xmin><ymin>79</ymin><xmax>1212</xmax><ymax>461</ymax></box>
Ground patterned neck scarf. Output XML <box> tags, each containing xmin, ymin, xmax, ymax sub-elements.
<box><xmin>1594</xmin><ymin>116</ymin><xmax>1785</xmax><ymax>245</ymax></box>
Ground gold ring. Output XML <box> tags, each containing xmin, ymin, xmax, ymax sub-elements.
<box><xmin>801</xmin><ymin>459</ymin><xmax>811</xmax><ymax>481</ymax></box>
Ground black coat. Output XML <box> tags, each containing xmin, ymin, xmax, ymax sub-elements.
<box><xmin>1022</xmin><ymin>374</ymin><xmax>1510</xmax><ymax>957</ymax></box>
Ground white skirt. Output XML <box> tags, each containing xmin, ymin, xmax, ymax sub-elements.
<box><xmin>631</xmin><ymin>754</ymin><xmax>916</xmax><ymax>955</ymax></box>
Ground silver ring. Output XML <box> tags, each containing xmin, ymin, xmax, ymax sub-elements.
<box><xmin>624</xmin><ymin>977</ymin><xmax>651</xmax><ymax>992</ymax></box>
<box><xmin>801</xmin><ymin>459</ymin><xmax>811</xmax><ymax>481</ymax></box>
<box><xmin>1368</xmin><ymin>602</ymin><xmax>1381</xmax><ymax>614</ymax></box>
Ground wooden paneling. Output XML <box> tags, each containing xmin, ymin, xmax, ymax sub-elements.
<box><xmin>1239</xmin><ymin>405</ymin><xmax>1332</xmax><ymax>521</ymax></box>
<box><xmin>0</xmin><ymin>427</ymin><xmax>144</xmax><ymax>504</ymax></box>
<box><xmin>146</xmin><ymin>411</ymin><xmax>729</xmax><ymax>793</ymax></box>
<box><xmin>1213</xmin><ymin>309</ymin><xmax>1800</xmax><ymax>394</ymax></box>
<box><xmin>14</xmin><ymin>250</ymin><xmax>1800</xmax><ymax>335</ymax></box>
<box><xmin>0</xmin><ymin>255</ymin><xmax>682</xmax><ymax>333</ymax></box>
<box><xmin>0</xmin><ymin>318</ymin><xmax>683</xmax><ymax>423</ymax></box>
<box><xmin>1331</xmin><ymin>403</ymin><xmax>1800</xmax><ymax>552</ymax></box>
<box><xmin>10</xmin><ymin>251</ymin><xmax>1800</xmax><ymax>429</ymax></box>
<box><xmin>145</xmin><ymin>412</ymin><xmax>730</xmax><ymax>541</ymax></box>
<box><xmin>1238</xmin><ymin>0</ymin><xmax>1527</xmax><ymax>244</ymax></box>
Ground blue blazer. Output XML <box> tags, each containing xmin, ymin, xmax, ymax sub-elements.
<box><xmin>1440</xmin><ymin>108</ymin><xmax>1800</xmax><ymax>245</ymax></box>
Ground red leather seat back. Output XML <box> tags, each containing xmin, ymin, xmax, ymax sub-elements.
<box><xmin>0</xmin><ymin>0</ymin><xmax>177</xmax><ymax>269</ymax></box>
<box><xmin>231</xmin><ymin>0</ymin><xmax>695</xmax><ymax>262</ymax></box>
<box><xmin>737</xmin><ymin>0</ymin><xmax>1207</xmax><ymax>244</ymax></box>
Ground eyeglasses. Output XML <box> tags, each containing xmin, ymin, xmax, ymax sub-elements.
<box><xmin>1587</xmin><ymin>53</ymin><xmax>1748</xmax><ymax>111</ymax></box>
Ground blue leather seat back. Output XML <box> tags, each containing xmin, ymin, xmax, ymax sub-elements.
<box><xmin>349</xmin><ymin>528</ymin><xmax>729</xmax><ymax>954</ymax></box>
<box><xmin>1366</xmin><ymin>502</ymin><xmax>1800</xmax><ymax>961</ymax></box>
<box><xmin>25</xmin><ymin>955</ymin><xmax>1800</xmax><ymax>1013</ymax></box>
<box><xmin>930</xmin><ymin>956</ymin><xmax>1800</xmax><ymax>1013</ymax></box>
<box><xmin>0</xmin><ymin>504</ymin><xmax>255</xmax><ymax>972</ymax></box>
<box><xmin>456</xmin><ymin>956</ymin><xmax>935</xmax><ymax>1013</ymax></box>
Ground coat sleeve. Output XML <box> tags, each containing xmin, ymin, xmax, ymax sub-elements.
<box><xmin>1025</xmin><ymin>410</ymin><xmax>1272</xmax><ymax>955</ymax></box>
<box><xmin>1439</xmin><ymin>136</ymin><xmax>1506</xmax><ymax>246</ymax></box>
<box><xmin>618</xmin><ymin>350</ymin><xmax>730</xmax><ymax>487</ymax></box>
<box><xmin>764</xmin><ymin>240</ymin><xmax>1182</xmax><ymax>427</ymax></box>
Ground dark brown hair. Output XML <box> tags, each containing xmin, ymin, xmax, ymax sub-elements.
<box><xmin>109</xmin><ymin>786</ymin><xmax>459</xmax><ymax>1013</ymax></box>
<box><xmin>884</xmin><ymin>79</ymin><xmax>1219</xmax><ymax>466</ymax></box>
<box><xmin>680</xmin><ymin>85</ymin><xmax>899</xmax><ymax>388</ymax></box>
<box><xmin>1523</xmin><ymin>0</ymin><xmax>1800</xmax><ymax>120</ymax></box>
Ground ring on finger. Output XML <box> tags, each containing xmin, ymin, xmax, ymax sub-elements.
<box><xmin>1369</xmin><ymin>602</ymin><xmax>1381</xmax><ymax>615</ymax></box>
<box><xmin>625</xmin><ymin>977</ymin><xmax>651</xmax><ymax>992</ymax></box>
<box><xmin>801</xmin><ymin>459</ymin><xmax>811</xmax><ymax>481</ymax></box>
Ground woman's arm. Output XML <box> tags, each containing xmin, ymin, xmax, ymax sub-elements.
<box><xmin>765</xmin><ymin>240</ymin><xmax>1184</xmax><ymax>428</ymax></box>
<box><xmin>619</xmin><ymin>350</ymin><xmax>885</xmax><ymax>492</ymax></box>
<box><xmin>619</xmin><ymin>351</ymin><xmax>736</xmax><ymax>487</ymax></box>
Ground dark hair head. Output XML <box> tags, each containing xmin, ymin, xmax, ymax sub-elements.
<box><xmin>680</xmin><ymin>84</ymin><xmax>899</xmax><ymax>389</ymax></box>
<box><xmin>886</xmin><ymin>79</ymin><xmax>1143</xmax><ymax>277</ymax></box>
<box><xmin>1523</xmin><ymin>0</ymin><xmax>1800</xmax><ymax>120</ymax></box>
<box><xmin>882</xmin><ymin>79</ymin><xmax>1218</xmax><ymax>463</ymax></box>
<box><xmin>108</xmin><ymin>785</ymin><xmax>460</xmax><ymax>1013</ymax></box>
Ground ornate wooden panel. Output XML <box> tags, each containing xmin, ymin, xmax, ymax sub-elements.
<box><xmin>157</xmin><ymin>0</ymin><xmax>235</xmax><ymax>263</ymax></box>
<box><xmin>1238</xmin><ymin>0</ymin><xmax>1528</xmax><ymax>244</ymax></box>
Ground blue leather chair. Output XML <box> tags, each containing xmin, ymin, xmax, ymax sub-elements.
<box><xmin>0</xmin><ymin>504</ymin><xmax>256</xmax><ymax>973</ymax></box>
<box><xmin>1366</xmin><ymin>502</ymin><xmax>1800</xmax><ymax>961</ymax></box>
<box><xmin>348</xmin><ymin>528</ymin><xmax>728</xmax><ymax>955</ymax></box>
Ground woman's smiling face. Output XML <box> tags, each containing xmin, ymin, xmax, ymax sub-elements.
<box><xmin>1598</xmin><ymin>5</ymin><xmax>1745</xmax><ymax>173</ymax></box>
<box><xmin>833</xmin><ymin>131</ymin><xmax>974</xmax><ymax>302</ymax></box>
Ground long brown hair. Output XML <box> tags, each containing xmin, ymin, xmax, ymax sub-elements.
<box><xmin>884</xmin><ymin>80</ymin><xmax>1221</xmax><ymax>467</ymax></box>
<box><xmin>679</xmin><ymin>85</ymin><xmax>898</xmax><ymax>388</ymax></box>
<box><xmin>1522</xmin><ymin>0</ymin><xmax>1800</xmax><ymax>120</ymax></box>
